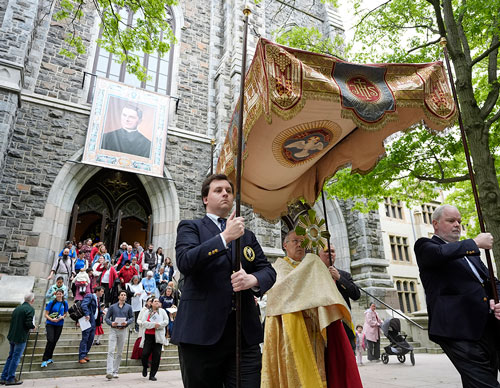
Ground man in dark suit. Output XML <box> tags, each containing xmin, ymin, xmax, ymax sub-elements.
<box><xmin>319</xmin><ymin>244</ymin><xmax>360</xmax><ymax>350</ymax></box>
<box><xmin>101</xmin><ymin>105</ymin><xmax>151</xmax><ymax>158</ymax></box>
<box><xmin>172</xmin><ymin>174</ymin><xmax>276</xmax><ymax>388</ymax></box>
<box><xmin>414</xmin><ymin>204</ymin><xmax>500</xmax><ymax>388</ymax></box>
<box><xmin>78</xmin><ymin>286</ymin><xmax>105</xmax><ymax>364</ymax></box>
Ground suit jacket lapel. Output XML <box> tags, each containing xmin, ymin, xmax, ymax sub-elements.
<box><xmin>202</xmin><ymin>216</ymin><xmax>232</xmax><ymax>264</ymax></box>
<box><xmin>202</xmin><ymin>215</ymin><xmax>222</xmax><ymax>236</ymax></box>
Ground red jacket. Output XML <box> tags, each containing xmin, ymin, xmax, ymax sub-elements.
<box><xmin>96</xmin><ymin>264</ymin><xmax>118</xmax><ymax>289</ymax></box>
<box><xmin>118</xmin><ymin>265</ymin><xmax>138</xmax><ymax>285</ymax></box>
<box><xmin>90</xmin><ymin>246</ymin><xmax>99</xmax><ymax>261</ymax></box>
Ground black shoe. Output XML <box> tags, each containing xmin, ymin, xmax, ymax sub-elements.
<box><xmin>5</xmin><ymin>380</ymin><xmax>23</xmax><ymax>386</ymax></box>
<box><xmin>149</xmin><ymin>376</ymin><xmax>157</xmax><ymax>381</ymax></box>
<box><xmin>142</xmin><ymin>366</ymin><xmax>147</xmax><ymax>377</ymax></box>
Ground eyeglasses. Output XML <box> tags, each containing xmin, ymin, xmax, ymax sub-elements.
<box><xmin>287</xmin><ymin>239</ymin><xmax>304</xmax><ymax>245</ymax></box>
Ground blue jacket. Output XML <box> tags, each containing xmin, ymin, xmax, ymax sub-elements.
<box><xmin>80</xmin><ymin>293</ymin><xmax>99</xmax><ymax>326</ymax></box>
<box><xmin>172</xmin><ymin>215</ymin><xmax>276</xmax><ymax>346</ymax></box>
<box><xmin>415</xmin><ymin>235</ymin><xmax>500</xmax><ymax>341</ymax></box>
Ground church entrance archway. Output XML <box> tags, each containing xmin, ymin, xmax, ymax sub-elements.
<box><xmin>68</xmin><ymin>169</ymin><xmax>152</xmax><ymax>255</ymax></box>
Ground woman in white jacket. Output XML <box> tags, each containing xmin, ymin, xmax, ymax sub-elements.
<box><xmin>137</xmin><ymin>297</ymin><xmax>169</xmax><ymax>381</ymax></box>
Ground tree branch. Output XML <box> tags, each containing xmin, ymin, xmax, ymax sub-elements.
<box><xmin>354</xmin><ymin>0</ymin><xmax>392</xmax><ymax>30</ymax></box>
<box><xmin>471</xmin><ymin>41</ymin><xmax>500</xmax><ymax>66</ymax></box>
<box><xmin>456</xmin><ymin>2</ymin><xmax>471</xmax><ymax>66</ymax></box>
<box><xmin>479</xmin><ymin>29</ymin><xmax>499</xmax><ymax>119</ymax></box>
<box><xmin>486</xmin><ymin>109</ymin><xmax>500</xmax><ymax>128</ymax></box>
<box><xmin>407</xmin><ymin>37</ymin><xmax>441</xmax><ymax>54</ymax></box>
<box><xmin>426</xmin><ymin>0</ymin><xmax>447</xmax><ymax>38</ymax></box>
<box><xmin>413</xmin><ymin>174</ymin><xmax>470</xmax><ymax>183</ymax></box>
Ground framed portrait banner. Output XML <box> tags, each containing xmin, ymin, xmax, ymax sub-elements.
<box><xmin>82</xmin><ymin>77</ymin><xmax>170</xmax><ymax>177</ymax></box>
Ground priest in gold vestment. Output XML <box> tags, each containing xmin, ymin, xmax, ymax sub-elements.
<box><xmin>261</xmin><ymin>231</ymin><xmax>363</xmax><ymax>388</ymax></box>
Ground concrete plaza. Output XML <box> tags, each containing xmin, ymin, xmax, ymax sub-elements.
<box><xmin>16</xmin><ymin>353</ymin><xmax>463</xmax><ymax>388</ymax></box>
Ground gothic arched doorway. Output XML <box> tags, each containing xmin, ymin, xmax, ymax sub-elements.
<box><xmin>67</xmin><ymin>169</ymin><xmax>152</xmax><ymax>255</ymax></box>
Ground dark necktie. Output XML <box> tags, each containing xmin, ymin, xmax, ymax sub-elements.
<box><xmin>218</xmin><ymin>217</ymin><xmax>226</xmax><ymax>232</ymax></box>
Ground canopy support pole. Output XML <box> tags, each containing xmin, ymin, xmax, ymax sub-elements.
<box><xmin>234</xmin><ymin>6</ymin><xmax>251</xmax><ymax>387</ymax></box>
<box><xmin>440</xmin><ymin>37</ymin><xmax>498</xmax><ymax>303</ymax></box>
<box><xmin>321</xmin><ymin>190</ymin><xmax>333</xmax><ymax>266</ymax></box>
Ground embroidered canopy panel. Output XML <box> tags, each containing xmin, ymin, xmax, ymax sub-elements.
<box><xmin>217</xmin><ymin>38</ymin><xmax>457</xmax><ymax>221</ymax></box>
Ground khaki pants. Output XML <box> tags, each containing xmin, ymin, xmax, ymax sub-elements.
<box><xmin>106</xmin><ymin>327</ymin><xmax>127</xmax><ymax>375</ymax></box>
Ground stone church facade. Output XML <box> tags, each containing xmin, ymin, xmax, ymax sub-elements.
<box><xmin>0</xmin><ymin>0</ymin><xmax>396</xmax><ymax>304</ymax></box>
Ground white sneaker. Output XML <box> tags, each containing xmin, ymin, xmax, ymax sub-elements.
<box><xmin>112</xmin><ymin>373</ymin><xmax>119</xmax><ymax>378</ymax></box>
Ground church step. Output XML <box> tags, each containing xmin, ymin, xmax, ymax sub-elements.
<box><xmin>2</xmin><ymin>354</ymin><xmax>179</xmax><ymax>371</ymax></box>
<box><xmin>5</xmin><ymin>347</ymin><xmax>178</xmax><ymax>363</ymax></box>
<box><xmin>27</xmin><ymin>329</ymin><xmax>141</xmax><ymax>342</ymax></box>
<box><xmin>10</xmin><ymin>361</ymin><xmax>180</xmax><ymax>380</ymax></box>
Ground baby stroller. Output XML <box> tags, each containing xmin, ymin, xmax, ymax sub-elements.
<box><xmin>380</xmin><ymin>317</ymin><xmax>415</xmax><ymax>365</ymax></box>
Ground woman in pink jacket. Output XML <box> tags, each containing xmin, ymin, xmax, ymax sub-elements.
<box><xmin>363</xmin><ymin>303</ymin><xmax>382</xmax><ymax>361</ymax></box>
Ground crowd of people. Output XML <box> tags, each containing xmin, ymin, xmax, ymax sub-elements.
<box><xmin>35</xmin><ymin>239</ymin><xmax>179</xmax><ymax>381</ymax></box>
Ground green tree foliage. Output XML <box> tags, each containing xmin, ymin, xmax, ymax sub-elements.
<box><xmin>330</xmin><ymin>0</ymin><xmax>500</xmax><ymax>251</ymax></box>
<box><xmin>54</xmin><ymin>0</ymin><xmax>177</xmax><ymax>81</ymax></box>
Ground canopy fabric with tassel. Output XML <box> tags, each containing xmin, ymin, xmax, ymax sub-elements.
<box><xmin>217</xmin><ymin>38</ymin><xmax>457</xmax><ymax>221</ymax></box>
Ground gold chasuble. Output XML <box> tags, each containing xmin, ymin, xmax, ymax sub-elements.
<box><xmin>261</xmin><ymin>253</ymin><xmax>358</xmax><ymax>388</ymax></box>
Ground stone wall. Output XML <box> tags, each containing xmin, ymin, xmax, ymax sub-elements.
<box><xmin>171</xmin><ymin>1</ymin><xmax>211</xmax><ymax>135</ymax></box>
<box><xmin>339</xmin><ymin>199</ymin><xmax>398</xmax><ymax>305</ymax></box>
<box><xmin>0</xmin><ymin>102</ymin><xmax>89</xmax><ymax>274</ymax></box>
<box><xmin>166</xmin><ymin>134</ymin><xmax>211</xmax><ymax>221</ymax></box>
<box><xmin>33</xmin><ymin>2</ymin><xmax>96</xmax><ymax>103</ymax></box>
<box><xmin>264</xmin><ymin>0</ymin><xmax>327</xmax><ymax>38</ymax></box>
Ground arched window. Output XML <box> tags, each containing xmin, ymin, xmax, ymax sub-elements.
<box><xmin>88</xmin><ymin>6</ymin><xmax>175</xmax><ymax>102</ymax></box>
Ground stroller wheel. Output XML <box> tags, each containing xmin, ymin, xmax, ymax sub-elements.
<box><xmin>381</xmin><ymin>353</ymin><xmax>389</xmax><ymax>364</ymax></box>
<box><xmin>410</xmin><ymin>351</ymin><xmax>415</xmax><ymax>366</ymax></box>
<box><xmin>397</xmin><ymin>354</ymin><xmax>406</xmax><ymax>363</ymax></box>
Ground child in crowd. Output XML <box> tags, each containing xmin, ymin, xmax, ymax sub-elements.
<box><xmin>355</xmin><ymin>324</ymin><xmax>366</xmax><ymax>365</ymax></box>
<box><xmin>73</xmin><ymin>268</ymin><xmax>90</xmax><ymax>301</ymax></box>
<box><xmin>94</xmin><ymin>303</ymin><xmax>106</xmax><ymax>346</ymax></box>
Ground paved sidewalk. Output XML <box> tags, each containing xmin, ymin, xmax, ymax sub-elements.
<box><xmin>17</xmin><ymin>353</ymin><xmax>462</xmax><ymax>388</ymax></box>
<box><xmin>358</xmin><ymin>352</ymin><xmax>461</xmax><ymax>388</ymax></box>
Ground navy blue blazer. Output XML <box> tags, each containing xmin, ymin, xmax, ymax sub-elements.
<box><xmin>81</xmin><ymin>293</ymin><xmax>99</xmax><ymax>326</ymax></box>
<box><xmin>172</xmin><ymin>216</ymin><xmax>276</xmax><ymax>346</ymax></box>
<box><xmin>415</xmin><ymin>235</ymin><xmax>500</xmax><ymax>341</ymax></box>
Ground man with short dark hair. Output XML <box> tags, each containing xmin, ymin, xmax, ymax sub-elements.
<box><xmin>79</xmin><ymin>286</ymin><xmax>105</xmax><ymax>364</ymax></box>
<box><xmin>1</xmin><ymin>293</ymin><xmax>36</xmax><ymax>385</ymax></box>
<box><xmin>415</xmin><ymin>204</ymin><xmax>500</xmax><ymax>387</ymax></box>
<box><xmin>173</xmin><ymin>174</ymin><xmax>276</xmax><ymax>388</ymax></box>
<box><xmin>105</xmin><ymin>290</ymin><xmax>134</xmax><ymax>379</ymax></box>
<box><xmin>101</xmin><ymin>105</ymin><xmax>151</xmax><ymax>158</ymax></box>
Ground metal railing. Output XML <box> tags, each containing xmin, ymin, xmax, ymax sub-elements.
<box><xmin>358</xmin><ymin>286</ymin><xmax>425</xmax><ymax>330</ymax></box>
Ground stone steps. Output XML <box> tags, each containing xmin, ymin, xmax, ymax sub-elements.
<box><xmin>11</xmin><ymin>362</ymin><xmax>180</xmax><ymax>380</ymax></box>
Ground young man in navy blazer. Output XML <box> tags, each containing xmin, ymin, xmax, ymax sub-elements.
<box><xmin>415</xmin><ymin>204</ymin><xmax>500</xmax><ymax>388</ymax></box>
<box><xmin>172</xmin><ymin>174</ymin><xmax>276</xmax><ymax>388</ymax></box>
